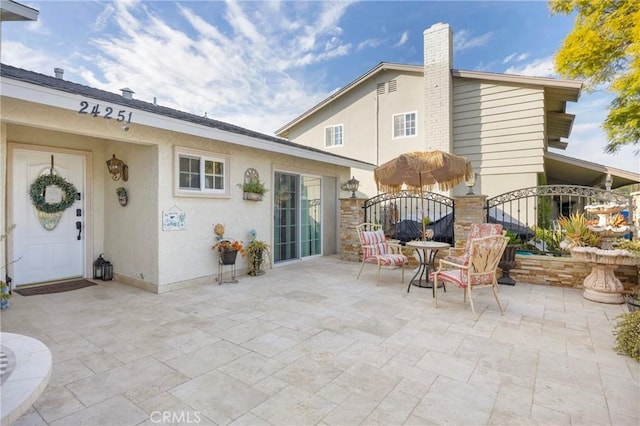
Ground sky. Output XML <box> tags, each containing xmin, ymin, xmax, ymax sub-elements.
<box><xmin>2</xmin><ymin>0</ymin><xmax>639</xmax><ymax>174</ymax></box>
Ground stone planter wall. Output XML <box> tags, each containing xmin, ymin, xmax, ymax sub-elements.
<box><xmin>507</xmin><ymin>254</ymin><xmax>638</xmax><ymax>289</ymax></box>
<box><xmin>339</xmin><ymin>196</ymin><xmax>639</xmax><ymax>289</ymax></box>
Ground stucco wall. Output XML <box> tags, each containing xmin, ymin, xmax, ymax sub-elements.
<box><xmin>0</xmin><ymin>123</ymin><xmax>6</xmax><ymax>276</ymax></box>
<box><xmin>1</xmin><ymin>96</ymin><xmax>349</xmax><ymax>293</ymax></box>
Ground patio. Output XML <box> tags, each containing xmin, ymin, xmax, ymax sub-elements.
<box><xmin>1</xmin><ymin>256</ymin><xmax>638</xmax><ymax>425</ymax></box>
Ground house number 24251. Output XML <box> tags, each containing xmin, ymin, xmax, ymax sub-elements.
<box><xmin>78</xmin><ymin>101</ymin><xmax>133</xmax><ymax>123</ymax></box>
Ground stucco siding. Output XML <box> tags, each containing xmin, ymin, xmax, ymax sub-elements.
<box><xmin>284</xmin><ymin>70</ymin><xmax>424</xmax><ymax>197</ymax></box>
<box><xmin>1</xmin><ymin>96</ymin><xmax>349</xmax><ymax>292</ymax></box>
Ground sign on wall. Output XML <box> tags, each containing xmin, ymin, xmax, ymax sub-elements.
<box><xmin>162</xmin><ymin>207</ymin><xmax>186</xmax><ymax>231</ymax></box>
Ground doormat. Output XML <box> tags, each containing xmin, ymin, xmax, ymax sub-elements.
<box><xmin>14</xmin><ymin>280</ymin><xmax>97</xmax><ymax>296</ymax></box>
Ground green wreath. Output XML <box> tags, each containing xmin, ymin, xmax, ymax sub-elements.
<box><xmin>30</xmin><ymin>174</ymin><xmax>77</xmax><ymax>214</ymax></box>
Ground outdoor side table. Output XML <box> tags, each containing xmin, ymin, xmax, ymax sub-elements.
<box><xmin>406</xmin><ymin>240</ymin><xmax>450</xmax><ymax>297</ymax></box>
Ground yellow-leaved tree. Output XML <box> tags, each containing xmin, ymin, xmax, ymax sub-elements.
<box><xmin>550</xmin><ymin>0</ymin><xmax>640</xmax><ymax>154</ymax></box>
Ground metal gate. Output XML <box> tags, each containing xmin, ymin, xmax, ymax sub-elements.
<box><xmin>486</xmin><ymin>185</ymin><xmax>631</xmax><ymax>255</ymax></box>
<box><xmin>363</xmin><ymin>190</ymin><xmax>455</xmax><ymax>244</ymax></box>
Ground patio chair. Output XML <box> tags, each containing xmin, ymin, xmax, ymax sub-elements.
<box><xmin>431</xmin><ymin>234</ymin><xmax>508</xmax><ymax>320</ymax></box>
<box><xmin>356</xmin><ymin>223</ymin><xmax>408</xmax><ymax>285</ymax></box>
<box><xmin>446</xmin><ymin>223</ymin><xmax>504</xmax><ymax>266</ymax></box>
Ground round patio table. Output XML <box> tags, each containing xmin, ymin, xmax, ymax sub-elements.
<box><xmin>406</xmin><ymin>240</ymin><xmax>450</xmax><ymax>297</ymax></box>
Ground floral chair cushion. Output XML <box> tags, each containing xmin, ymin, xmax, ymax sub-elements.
<box><xmin>432</xmin><ymin>235</ymin><xmax>507</xmax><ymax>287</ymax></box>
<box><xmin>446</xmin><ymin>223</ymin><xmax>504</xmax><ymax>265</ymax></box>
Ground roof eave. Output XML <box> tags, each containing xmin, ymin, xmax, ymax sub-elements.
<box><xmin>0</xmin><ymin>0</ymin><xmax>39</xmax><ymax>21</ymax></box>
<box><xmin>452</xmin><ymin>69</ymin><xmax>582</xmax><ymax>101</ymax></box>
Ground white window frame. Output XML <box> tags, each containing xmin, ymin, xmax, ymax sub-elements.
<box><xmin>324</xmin><ymin>124</ymin><xmax>344</xmax><ymax>148</ymax></box>
<box><xmin>174</xmin><ymin>146</ymin><xmax>230</xmax><ymax>197</ymax></box>
<box><xmin>392</xmin><ymin>112</ymin><xmax>417</xmax><ymax>139</ymax></box>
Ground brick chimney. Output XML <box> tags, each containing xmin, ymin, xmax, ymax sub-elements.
<box><xmin>424</xmin><ymin>23</ymin><xmax>453</xmax><ymax>153</ymax></box>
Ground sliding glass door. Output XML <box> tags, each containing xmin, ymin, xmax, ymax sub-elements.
<box><xmin>274</xmin><ymin>172</ymin><xmax>322</xmax><ymax>263</ymax></box>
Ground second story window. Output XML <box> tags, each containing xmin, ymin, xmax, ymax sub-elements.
<box><xmin>393</xmin><ymin>112</ymin><xmax>416</xmax><ymax>138</ymax></box>
<box><xmin>325</xmin><ymin>124</ymin><xmax>344</xmax><ymax>148</ymax></box>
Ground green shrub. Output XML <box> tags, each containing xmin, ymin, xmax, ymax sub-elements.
<box><xmin>614</xmin><ymin>311</ymin><xmax>640</xmax><ymax>362</ymax></box>
<box><xmin>242</xmin><ymin>180</ymin><xmax>267</xmax><ymax>195</ymax></box>
<box><xmin>613</xmin><ymin>239</ymin><xmax>640</xmax><ymax>257</ymax></box>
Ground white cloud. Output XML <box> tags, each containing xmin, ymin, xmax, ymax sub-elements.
<box><xmin>453</xmin><ymin>29</ymin><xmax>493</xmax><ymax>51</ymax></box>
<box><xmin>395</xmin><ymin>31</ymin><xmax>409</xmax><ymax>47</ymax></box>
<box><xmin>357</xmin><ymin>38</ymin><xmax>382</xmax><ymax>51</ymax></box>
<box><xmin>505</xmin><ymin>56</ymin><xmax>556</xmax><ymax>78</ymax></box>
<box><xmin>0</xmin><ymin>41</ymin><xmax>52</xmax><ymax>71</ymax></box>
<box><xmin>503</xmin><ymin>52</ymin><xmax>530</xmax><ymax>64</ymax></box>
<box><xmin>56</xmin><ymin>0</ymin><xmax>355</xmax><ymax>135</ymax></box>
<box><xmin>92</xmin><ymin>3</ymin><xmax>115</xmax><ymax>32</ymax></box>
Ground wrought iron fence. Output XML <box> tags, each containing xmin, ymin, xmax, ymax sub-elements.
<box><xmin>363</xmin><ymin>190</ymin><xmax>455</xmax><ymax>244</ymax></box>
<box><xmin>486</xmin><ymin>185</ymin><xmax>632</xmax><ymax>255</ymax></box>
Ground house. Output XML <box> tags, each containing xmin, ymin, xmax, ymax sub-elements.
<box><xmin>276</xmin><ymin>23</ymin><xmax>640</xmax><ymax>198</ymax></box>
<box><xmin>0</xmin><ymin>62</ymin><xmax>373</xmax><ymax>293</ymax></box>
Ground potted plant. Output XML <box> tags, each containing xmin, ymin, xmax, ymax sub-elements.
<box><xmin>498</xmin><ymin>229</ymin><xmax>522</xmax><ymax>285</ymax></box>
<box><xmin>1</xmin><ymin>224</ymin><xmax>17</xmax><ymax>309</ymax></box>
<box><xmin>116</xmin><ymin>187</ymin><xmax>128</xmax><ymax>206</ymax></box>
<box><xmin>613</xmin><ymin>239</ymin><xmax>640</xmax><ymax>312</ymax></box>
<box><xmin>557</xmin><ymin>212</ymin><xmax>601</xmax><ymax>250</ymax></box>
<box><xmin>613</xmin><ymin>311</ymin><xmax>640</xmax><ymax>362</ymax></box>
<box><xmin>212</xmin><ymin>239</ymin><xmax>245</xmax><ymax>265</ymax></box>
<box><xmin>246</xmin><ymin>239</ymin><xmax>270</xmax><ymax>276</ymax></box>
<box><xmin>0</xmin><ymin>280</ymin><xmax>11</xmax><ymax>310</ymax></box>
<box><xmin>241</xmin><ymin>180</ymin><xmax>268</xmax><ymax>201</ymax></box>
<box><xmin>624</xmin><ymin>289</ymin><xmax>640</xmax><ymax>312</ymax></box>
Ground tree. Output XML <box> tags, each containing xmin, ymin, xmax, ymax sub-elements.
<box><xmin>550</xmin><ymin>0</ymin><xmax>640</xmax><ymax>154</ymax></box>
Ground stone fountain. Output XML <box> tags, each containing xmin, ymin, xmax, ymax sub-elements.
<box><xmin>570</xmin><ymin>202</ymin><xmax>639</xmax><ymax>304</ymax></box>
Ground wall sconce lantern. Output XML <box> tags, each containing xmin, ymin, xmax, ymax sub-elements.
<box><xmin>106</xmin><ymin>154</ymin><xmax>128</xmax><ymax>181</ymax></box>
<box><xmin>93</xmin><ymin>253</ymin><xmax>114</xmax><ymax>281</ymax></box>
<box><xmin>345</xmin><ymin>176</ymin><xmax>360</xmax><ymax>198</ymax></box>
<box><xmin>465</xmin><ymin>173</ymin><xmax>477</xmax><ymax>195</ymax></box>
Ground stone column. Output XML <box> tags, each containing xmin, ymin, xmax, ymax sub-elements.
<box><xmin>453</xmin><ymin>195</ymin><xmax>487</xmax><ymax>248</ymax></box>
<box><xmin>340</xmin><ymin>197</ymin><xmax>364</xmax><ymax>261</ymax></box>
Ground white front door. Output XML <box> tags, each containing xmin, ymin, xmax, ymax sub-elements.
<box><xmin>11</xmin><ymin>149</ymin><xmax>85</xmax><ymax>285</ymax></box>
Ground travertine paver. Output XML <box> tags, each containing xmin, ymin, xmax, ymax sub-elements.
<box><xmin>1</xmin><ymin>255</ymin><xmax>638</xmax><ymax>425</ymax></box>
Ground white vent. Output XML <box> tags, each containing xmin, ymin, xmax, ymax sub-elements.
<box><xmin>54</xmin><ymin>68</ymin><xmax>64</xmax><ymax>79</ymax></box>
<box><xmin>376</xmin><ymin>82</ymin><xmax>386</xmax><ymax>95</ymax></box>
<box><xmin>388</xmin><ymin>79</ymin><xmax>398</xmax><ymax>92</ymax></box>
<box><xmin>120</xmin><ymin>87</ymin><xmax>134</xmax><ymax>100</ymax></box>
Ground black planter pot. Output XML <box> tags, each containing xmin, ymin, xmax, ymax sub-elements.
<box><xmin>625</xmin><ymin>295</ymin><xmax>640</xmax><ymax>312</ymax></box>
<box><xmin>220</xmin><ymin>249</ymin><xmax>238</xmax><ymax>265</ymax></box>
<box><xmin>248</xmin><ymin>249</ymin><xmax>265</xmax><ymax>276</ymax></box>
<box><xmin>498</xmin><ymin>245</ymin><xmax>519</xmax><ymax>286</ymax></box>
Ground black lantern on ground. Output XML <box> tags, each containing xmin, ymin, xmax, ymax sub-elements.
<box><xmin>93</xmin><ymin>254</ymin><xmax>113</xmax><ymax>280</ymax></box>
<box><xmin>101</xmin><ymin>260</ymin><xmax>113</xmax><ymax>281</ymax></box>
<box><xmin>93</xmin><ymin>254</ymin><xmax>105</xmax><ymax>279</ymax></box>
<box><xmin>346</xmin><ymin>176</ymin><xmax>360</xmax><ymax>198</ymax></box>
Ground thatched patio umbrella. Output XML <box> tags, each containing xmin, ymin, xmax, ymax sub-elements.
<box><xmin>374</xmin><ymin>150</ymin><xmax>473</xmax><ymax>240</ymax></box>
